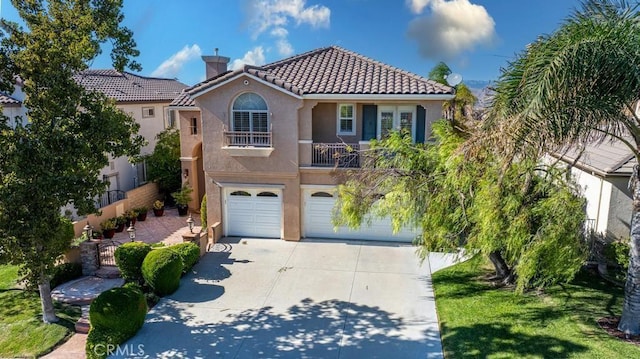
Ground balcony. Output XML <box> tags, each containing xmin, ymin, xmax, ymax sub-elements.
<box><xmin>312</xmin><ymin>143</ymin><xmax>361</xmax><ymax>168</ymax></box>
<box><xmin>223</xmin><ymin>130</ymin><xmax>274</xmax><ymax>157</ymax></box>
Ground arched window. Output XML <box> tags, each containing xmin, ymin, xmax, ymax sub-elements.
<box><xmin>232</xmin><ymin>93</ymin><xmax>268</xmax><ymax>133</ymax></box>
<box><xmin>311</xmin><ymin>192</ymin><xmax>334</xmax><ymax>198</ymax></box>
<box><xmin>257</xmin><ymin>191</ymin><xmax>278</xmax><ymax>197</ymax></box>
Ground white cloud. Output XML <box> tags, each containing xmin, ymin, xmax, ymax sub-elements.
<box><xmin>276</xmin><ymin>39</ymin><xmax>294</xmax><ymax>56</ymax></box>
<box><xmin>151</xmin><ymin>44</ymin><xmax>202</xmax><ymax>78</ymax></box>
<box><xmin>245</xmin><ymin>0</ymin><xmax>331</xmax><ymax>58</ymax></box>
<box><xmin>407</xmin><ymin>0</ymin><xmax>432</xmax><ymax>14</ymax></box>
<box><xmin>231</xmin><ymin>47</ymin><xmax>266</xmax><ymax>70</ymax></box>
<box><xmin>406</xmin><ymin>0</ymin><xmax>496</xmax><ymax>60</ymax></box>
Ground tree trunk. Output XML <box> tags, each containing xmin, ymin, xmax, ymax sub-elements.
<box><xmin>489</xmin><ymin>251</ymin><xmax>513</xmax><ymax>283</ymax></box>
<box><xmin>619</xmin><ymin>166</ymin><xmax>640</xmax><ymax>335</ymax></box>
<box><xmin>38</xmin><ymin>273</ymin><xmax>58</xmax><ymax>323</ymax></box>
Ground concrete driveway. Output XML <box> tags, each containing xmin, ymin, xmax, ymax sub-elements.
<box><xmin>120</xmin><ymin>237</ymin><xmax>457</xmax><ymax>358</ymax></box>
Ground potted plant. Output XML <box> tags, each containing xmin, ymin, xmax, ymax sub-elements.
<box><xmin>125</xmin><ymin>210</ymin><xmax>138</xmax><ymax>227</ymax></box>
<box><xmin>100</xmin><ymin>218</ymin><xmax>117</xmax><ymax>239</ymax></box>
<box><xmin>172</xmin><ymin>185</ymin><xmax>193</xmax><ymax>216</ymax></box>
<box><xmin>114</xmin><ymin>216</ymin><xmax>126</xmax><ymax>232</ymax></box>
<box><xmin>135</xmin><ymin>206</ymin><xmax>148</xmax><ymax>221</ymax></box>
<box><xmin>153</xmin><ymin>200</ymin><xmax>165</xmax><ymax>217</ymax></box>
<box><xmin>92</xmin><ymin>230</ymin><xmax>103</xmax><ymax>240</ymax></box>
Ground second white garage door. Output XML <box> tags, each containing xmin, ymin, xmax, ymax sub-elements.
<box><xmin>225</xmin><ymin>188</ymin><xmax>282</xmax><ymax>238</ymax></box>
<box><xmin>303</xmin><ymin>189</ymin><xmax>419</xmax><ymax>242</ymax></box>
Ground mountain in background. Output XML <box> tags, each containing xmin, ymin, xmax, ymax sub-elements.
<box><xmin>465</xmin><ymin>80</ymin><xmax>494</xmax><ymax>109</ymax></box>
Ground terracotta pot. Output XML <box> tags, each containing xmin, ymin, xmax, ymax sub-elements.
<box><xmin>153</xmin><ymin>208</ymin><xmax>164</xmax><ymax>217</ymax></box>
<box><xmin>103</xmin><ymin>229</ymin><xmax>116</xmax><ymax>239</ymax></box>
<box><xmin>137</xmin><ymin>212</ymin><xmax>148</xmax><ymax>221</ymax></box>
<box><xmin>177</xmin><ymin>204</ymin><xmax>189</xmax><ymax>216</ymax></box>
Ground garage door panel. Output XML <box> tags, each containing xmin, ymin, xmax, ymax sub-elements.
<box><xmin>226</xmin><ymin>188</ymin><xmax>282</xmax><ymax>238</ymax></box>
<box><xmin>304</xmin><ymin>189</ymin><xmax>417</xmax><ymax>242</ymax></box>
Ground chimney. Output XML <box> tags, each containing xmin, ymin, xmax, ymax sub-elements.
<box><xmin>202</xmin><ymin>48</ymin><xmax>230</xmax><ymax>79</ymax></box>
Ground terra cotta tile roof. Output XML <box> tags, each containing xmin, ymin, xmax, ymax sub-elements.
<box><xmin>75</xmin><ymin>70</ymin><xmax>187</xmax><ymax>103</ymax></box>
<box><xmin>0</xmin><ymin>92</ymin><xmax>21</xmax><ymax>105</ymax></box>
<box><xmin>177</xmin><ymin>46</ymin><xmax>453</xmax><ymax>107</ymax></box>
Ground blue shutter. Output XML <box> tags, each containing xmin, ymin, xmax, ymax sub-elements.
<box><xmin>362</xmin><ymin>105</ymin><xmax>377</xmax><ymax>141</ymax></box>
<box><xmin>416</xmin><ymin>105</ymin><xmax>426</xmax><ymax>143</ymax></box>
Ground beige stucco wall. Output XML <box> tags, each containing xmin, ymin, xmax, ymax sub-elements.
<box><xmin>191</xmin><ymin>74</ymin><xmax>447</xmax><ymax>241</ymax></box>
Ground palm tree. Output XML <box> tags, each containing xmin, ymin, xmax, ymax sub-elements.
<box><xmin>485</xmin><ymin>0</ymin><xmax>640</xmax><ymax>334</ymax></box>
<box><xmin>428</xmin><ymin>62</ymin><xmax>478</xmax><ymax>124</ymax></box>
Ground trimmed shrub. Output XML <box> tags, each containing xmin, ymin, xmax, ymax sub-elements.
<box><xmin>89</xmin><ymin>286</ymin><xmax>147</xmax><ymax>334</ymax></box>
<box><xmin>114</xmin><ymin>242</ymin><xmax>152</xmax><ymax>283</ymax></box>
<box><xmin>141</xmin><ymin>249</ymin><xmax>182</xmax><ymax>296</ymax></box>
<box><xmin>170</xmin><ymin>242</ymin><xmax>200</xmax><ymax>275</ymax></box>
<box><xmin>50</xmin><ymin>262</ymin><xmax>82</xmax><ymax>289</ymax></box>
<box><xmin>87</xmin><ymin>286</ymin><xmax>147</xmax><ymax>359</ymax></box>
<box><xmin>86</xmin><ymin>327</ymin><xmax>129</xmax><ymax>359</ymax></box>
<box><xmin>200</xmin><ymin>194</ymin><xmax>207</xmax><ymax>229</ymax></box>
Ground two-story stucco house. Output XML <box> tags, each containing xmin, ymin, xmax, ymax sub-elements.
<box><xmin>75</xmin><ymin>70</ymin><xmax>187</xmax><ymax>205</ymax></box>
<box><xmin>172</xmin><ymin>46</ymin><xmax>454</xmax><ymax>242</ymax></box>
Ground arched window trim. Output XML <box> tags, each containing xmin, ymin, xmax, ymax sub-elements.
<box><xmin>311</xmin><ymin>191</ymin><xmax>334</xmax><ymax>198</ymax></box>
<box><xmin>230</xmin><ymin>190</ymin><xmax>251</xmax><ymax>196</ymax></box>
<box><xmin>257</xmin><ymin>191</ymin><xmax>278</xmax><ymax>197</ymax></box>
<box><xmin>231</xmin><ymin>92</ymin><xmax>269</xmax><ymax>133</ymax></box>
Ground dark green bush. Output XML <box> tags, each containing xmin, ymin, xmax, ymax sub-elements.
<box><xmin>89</xmin><ymin>286</ymin><xmax>147</xmax><ymax>334</ymax></box>
<box><xmin>114</xmin><ymin>242</ymin><xmax>152</xmax><ymax>283</ymax></box>
<box><xmin>141</xmin><ymin>249</ymin><xmax>182</xmax><ymax>296</ymax></box>
<box><xmin>170</xmin><ymin>242</ymin><xmax>200</xmax><ymax>275</ymax></box>
<box><xmin>86</xmin><ymin>327</ymin><xmax>129</xmax><ymax>359</ymax></box>
<box><xmin>50</xmin><ymin>262</ymin><xmax>82</xmax><ymax>289</ymax></box>
<box><xmin>87</xmin><ymin>286</ymin><xmax>147</xmax><ymax>358</ymax></box>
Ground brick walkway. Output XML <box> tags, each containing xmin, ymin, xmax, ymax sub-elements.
<box><xmin>107</xmin><ymin>207</ymin><xmax>202</xmax><ymax>246</ymax></box>
<box><xmin>43</xmin><ymin>208</ymin><xmax>203</xmax><ymax>359</ymax></box>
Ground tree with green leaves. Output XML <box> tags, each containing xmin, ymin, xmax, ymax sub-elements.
<box><xmin>144</xmin><ymin>128</ymin><xmax>181</xmax><ymax>198</ymax></box>
<box><xmin>0</xmin><ymin>0</ymin><xmax>142</xmax><ymax>323</ymax></box>
<box><xmin>485</xmin><ymin>0</ymin><xmax>640</xmax><ymax>334</ymax></box>
<box><xmin>428</xmin><ymin>62</ymin><xmax>477</xmax><ymax>123</ymax></box>
<box><xmin>336</xmin><ymin>121</ymin><xmax>587</xmax><ymax>292</ymax></box>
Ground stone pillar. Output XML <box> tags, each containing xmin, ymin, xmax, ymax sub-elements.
<box><xmin>182</xmin><ymin>227</ymin><xmax>208</xmax><ymax>257</ymax></box>
<box><xmin>80</xmin><ymin>241</ymin><xmax>99</xmax><ymax>276</ymax></box>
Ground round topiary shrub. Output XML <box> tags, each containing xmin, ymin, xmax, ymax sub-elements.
<box><xmin>170</xmin><ymin>242</ymin><xmax>200</xmax><ymax>275</ymax></box>
<box><xmin>114</xmin><ymin>242</ymin><xmax>152</xmax><ymax>283</ymax></box>
<box><xmin>141</xmin><ymin>248</ymin><xmax>183</xmax><ymax>296</ymax></box>
<box><xmin>89</xmin><ymin>286</ymin><xmax>147</xmax><ymax>336</ymax></box>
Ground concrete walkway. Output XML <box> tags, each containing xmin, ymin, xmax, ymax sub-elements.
<box><xmin>117</xmin><ymin>237</ymin><xmax>459</xmax><ymax>358</ymax></box>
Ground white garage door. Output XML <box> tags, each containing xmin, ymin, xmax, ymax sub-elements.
<box><xmin>225</xmin><ymin>188</ymin><xmax>282</xmax><ymax>238</ymax></box>
<box><xmin>303</xmin><ymin>189</ymin><xmax>418</xmax><ymax>242</ymax></box>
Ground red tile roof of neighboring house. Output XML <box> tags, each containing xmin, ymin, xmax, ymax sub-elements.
<box><xmin>174</xmin><ymin>46</ymin><xmax>454</xmax><ymax>107</ymax></box>
<box><xmin>0</xmin><ymin>93</ymin><xmax>21</xmax><ymax>105</ymax></box>
<box><xmin>75</xmin><ymin>70</ymin><xmax>187</xmax><ymax>103</ymax></box>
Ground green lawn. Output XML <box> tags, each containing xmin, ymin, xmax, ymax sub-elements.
<box><xmin>433</xmin><ymin>257</ymin><xmax>640</xmax><ymax>358</ymax></box>
<box><xmin>0</xmin><ymin>264</ymin><xmax>81</xmax><ymax>358</ymax></box>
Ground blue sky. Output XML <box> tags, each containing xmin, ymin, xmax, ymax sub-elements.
<box><xmin>1</xmin><ymin>0</ymin><xmax>583</xmax><ymax>86</ymax></box>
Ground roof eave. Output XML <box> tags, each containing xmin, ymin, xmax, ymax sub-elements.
<box><xmin>189</xmin><ymin>72</ymin><xmax>303</xmax><ymax>100</ymax></box>
<box><xmin>303</xmin><ymin>93</ymin><xmax>455</xmax><ymax>101</ymax></box>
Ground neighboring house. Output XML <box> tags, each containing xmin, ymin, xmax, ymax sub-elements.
<box><xmin>172</xmin><ymin>46</ymin><xmax>454</xmax><ymax>241</ymax></box>
<box><xmin>552</xmin><ymin>139</ymin><xmax>634</xmax><ymax>240</ymax></box>
<box><xmin>74</xmin><ymin>70</ymin><xmax>187</xmax><ymax>205</ymax></box>
<box><xmin>0</xmin><ymin>77</ymin><xmax>27</xmax><ymax>127</ymax></box>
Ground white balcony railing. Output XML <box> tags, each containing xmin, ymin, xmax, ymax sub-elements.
<box><xmin>224</xmin><ymin>131</ymin><xmax>272</xmax><ymax>147</ymax></box>
<box><xmin>312</xmin><ymin>143</ymin><xmax>360</xmax><ymax>168</ymax></box>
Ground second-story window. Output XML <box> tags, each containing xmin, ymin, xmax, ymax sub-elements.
<box><xmin>337</xmin><ymin>104</ymin><xmax>355</xmax><ymax>135</ymax></box>
<box><xmin>190</xmin><ymin>117</ymin><xmax>198</xmax><ymax>135</ymax></box>
<box><xmin>232</xmin><ymin>93</ymin><xmax>268</xmax><ymax>133</ymax></box>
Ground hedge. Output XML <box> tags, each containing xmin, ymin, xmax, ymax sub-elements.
<box><xmin>114</xmin><ymin>242</ymin><xmax>152</xmax><ymax>283</ymax></box>
<box><xmin>50</xmin><ymin>262</ymin><xmax>82</xmax><ymax>289</ymax></box>
<box><xmin>141</xmin><ymin>249</ymin><xmax>182</xmax><ymax>296</ymax></box>
<box><xmin>170</xmin><ymin>242</ymin><xmax>200</xmax><ymax>275</ymax></box>
<box><xmin>86</xmin><ymin>286</ymin><xmax>147</xmax><ymax>359</ymax></box>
